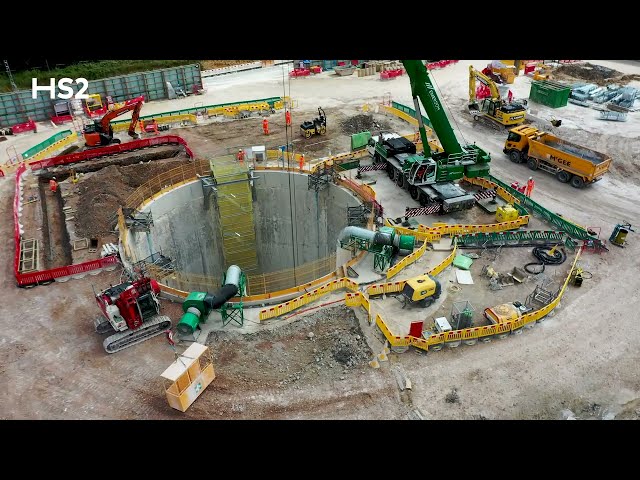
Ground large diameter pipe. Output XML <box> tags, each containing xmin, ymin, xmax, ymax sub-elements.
<box><xmin>176</xmin><ymin>307</ymin><xmax>202</xmax><ymax>335</ymax></box>
<box><xmin>373</xmin><ymin>231</ymin><xmax>394</xmax><ymax>246</ymax></box>
<box><xmin>204</xmin><ymin>285</ymin><xmax>238</xmax><ymax>310</ymax></box>
<box><xmin>224</xmin><ymin>265</ymin><xmax>242</xmax><ymax>288</ymax></box>
<box><xmin>338</xmin><ymin>226</ymin><xmax>376</xmax><ymax>245</ymax></box>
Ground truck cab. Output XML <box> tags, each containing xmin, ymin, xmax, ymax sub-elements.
<box><xmin>503</xmin><ymin>125</ymin><xmax>541</xmax><ymax>163</ymax></box>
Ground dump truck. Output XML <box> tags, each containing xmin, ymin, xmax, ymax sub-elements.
<box><xmin>503</xmin><ymin>125</ymin><xmax>612</xmax><ymax>188</ymax></box>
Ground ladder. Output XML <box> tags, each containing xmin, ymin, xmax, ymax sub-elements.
<box><xmin>19</xmin><ymin>238</ymin><xmax>39</xmax><ymax>273</ymax></box>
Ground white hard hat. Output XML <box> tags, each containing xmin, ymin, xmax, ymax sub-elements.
<box><xmin>529</xmin><ymin>176</ymin><xmax>533</xmax><ymax>180</ymax></box>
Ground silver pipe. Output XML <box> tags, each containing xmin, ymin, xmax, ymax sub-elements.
<box><xmin>224</xmin><ymin>265</ymin><xmax>242</xmax><ymax>288</ymax></box>
<box><xmin>337</xmin><ymin>226</ymin><xmax>376</xmax><ymax>245</ymax></box>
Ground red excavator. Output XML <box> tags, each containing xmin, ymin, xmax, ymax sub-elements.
<box><xmin>94</xmin><ymin>268</ymin><xmax>172</xmax><ymax>353</ymax></box>
<box><xmin>83</xmin><ymin>95</ymin><xmax>145</xmax><ymax>147</ymax></box>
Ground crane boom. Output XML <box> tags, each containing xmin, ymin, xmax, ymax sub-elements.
<box><xmin>368</xmin><ymin>60</ymin><xmax>492</xmax><ymax>215</ymax></box>
<box><xmin>401</xmin><ymin>60</ymin><xmax>463</xmax><ymax>155</ymax></box>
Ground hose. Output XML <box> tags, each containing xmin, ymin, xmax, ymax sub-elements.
<box><xmin>524</xmin><ymin>246</ymin><xmax>567</xmax><ymax>274</ymax></box>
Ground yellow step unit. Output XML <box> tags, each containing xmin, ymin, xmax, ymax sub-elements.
<box><xmin>495</xmin><ymin>204</ymin><xmax>519</xmax><ymax>223</ymax></box>
<box><xmin>161</xmin><ymin>342</ymin><xmax>215</xmax><ymax>412</ymax></box>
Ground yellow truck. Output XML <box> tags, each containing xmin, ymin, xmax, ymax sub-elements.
<box><xmin>503</xmin><ymin>125</ymin><xmax>612</xmax><ymax>188</ymax></box>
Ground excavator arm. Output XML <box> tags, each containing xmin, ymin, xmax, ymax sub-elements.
<box><xmin>401</xmin><ymin>60</ymin><xmax>463</xmax><ymax>155</ymax></box>
<box><xmin>469</xmin><ymin>65</ymin><xmax>501</xmax><ymax>101</ymax></box>
<box><xmin>99</xmin><ymin>97</ymin><xmax>144</xmax><ymax>138</ymax></box>
<box><xmin>128</xmin><ymin>101</ymin><xmax>143</xmax><ymax>139</ymax></box>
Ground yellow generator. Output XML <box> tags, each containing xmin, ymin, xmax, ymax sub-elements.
<box><xmin>400</xmin><ymin>274</ymin><xmax>442</xmax><ymax>308</ymax></box>
<box><xmin>495</xmin><ymin>204</ymin><xmax>519</xmax><ymax>223</ymax></box>
<box><xmin>484</xmin><ymin>302</ymin><xmax>532</xmax><ymax>324</ymax></box>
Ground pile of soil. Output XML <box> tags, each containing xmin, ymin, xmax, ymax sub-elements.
<box><xmin>73</xmin><ymin>158</ymin><xmax>191</xmax><ymax>238</ymax></box>
<box><xmin>187</xmin><ymin>305</ymin><xmax>377</xmax><ymax>419</ymax></box>
<box><xmin>553</xmin><ymin>63</ymin><xmax>623</xmax><ymax>86</ymax></box>
<box><xmin>339</xmin><ymin>114</ymin><xmax>390</xmax><ymax>136</ymax></box>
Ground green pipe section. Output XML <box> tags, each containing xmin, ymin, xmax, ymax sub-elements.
<box><xmin>176</xmin><ymin>311</ymin><xmax>200</xmax><ymax>335</ymax></box>
<box><xmin>398</xmin><ymin>234</ymin><xmax>415</xmax><ymax>251</ymax></box>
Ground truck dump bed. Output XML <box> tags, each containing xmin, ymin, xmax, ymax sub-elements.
<box><xmin>542</xmin><ymin>137</ymin><xmax>609</xmax><ymax>165</ymax></box>
<box><xmin>525</xmin><ymin>129</ymin><xmax>612</xmax><ymax>182</ymax></box>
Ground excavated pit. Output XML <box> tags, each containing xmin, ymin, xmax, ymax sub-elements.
<box><xmin>125</xmin><ymin>171</ymin><xmax>363</xmax><ymax>294</ymax></box>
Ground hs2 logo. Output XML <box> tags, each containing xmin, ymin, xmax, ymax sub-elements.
<box><xmin>32</xmin><ymin>78</ymin><xmax>89</xmax><ymax>99</ymax></box>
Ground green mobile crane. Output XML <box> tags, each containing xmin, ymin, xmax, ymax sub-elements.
<box><xmin>370</xmin><ymin>60</ymin><xmax>492</xmax><ymax>213</ymax></box>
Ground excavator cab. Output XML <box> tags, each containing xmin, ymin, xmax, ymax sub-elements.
<box><xmin>83</xmin><ymin>121</ymin><xmax>119</xmax><ymax>147</ymax></box>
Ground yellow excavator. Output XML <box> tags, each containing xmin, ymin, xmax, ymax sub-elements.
<box><xmin>468</xmin><ymin>65</ymin><xmax>528</xmax><ymax>128</ymax></box>
<box><xmin>400</xmin><ymin>274</ymin><xmax>442</xmax><ymax>308</ymax></box>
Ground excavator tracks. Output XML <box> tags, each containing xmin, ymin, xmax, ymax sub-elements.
<box><xmin>103</xmin><ymin>315</ymin><xmax>172</xmax><ymax>354</ymax></box>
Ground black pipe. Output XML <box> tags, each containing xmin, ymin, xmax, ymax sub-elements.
<box><xmin>204</xmin><ymin>284</ymin><xmax>238</xmax><ymax>310</ymax></box>
<box><xmin>524</xmin><ymin>246</ymin><xmax>567</xmax><ymax>274</ymax></box>
<box><xmin>373</xmin><ymin>232</ymin><xmax>394</xmax><ymax>246</ymax></box>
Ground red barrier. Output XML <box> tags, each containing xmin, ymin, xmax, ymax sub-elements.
<box><xmin>426</xmin><ymin>60</ymin><xmax>458</xmax><ymax>71</ymax></box>
<box><xmin>30</xmin><ymin>135</ymin><xmax>194</xmax><ymax>170</ymax></box>
<box><xmin>51</xmin><ymin>115</ymin><xmax>73</xmax><ymax>125</ymax></box>
<box><xmin>11</xmin><ymin>119</ymin><xmax>36</xmax><ymax>134</ymax></box>
<box><xmin>289</xmin><ymin>68</ymin><xmax>311</xmax><ymax>77</ymax></box>
<box><xmin>16</xmin><ymin>255</ymin><xmax>120</xmax><ymax>287</ymax></box>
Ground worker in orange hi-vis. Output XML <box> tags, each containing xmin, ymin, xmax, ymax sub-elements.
<box><xmin>49</xmin><ymin>177</ymin><xmax>58</xmax><ymax>193</ymax></box>
<box><xmin>525</xmin><ymin>176</ymin><xmax>535</xmax><ymax>197</ymax></box>
<box><xmin>299</xmin><ymin>154</ymin><xmax>305</xmax><ymax>171</ymax></box>
<box><xmin>237</xmin><ymin>148</ymin><xmax>245</xmax><ymax>163</ymax></box>
<box><xmin>285</xmin><ymin>110</ymin><xmax>291</xmax><ymax>126</ymax></box>
<box><xmin>262</xmin><ymin>118</ymin><xmax>269</xmax><ymax>135</ymax></box>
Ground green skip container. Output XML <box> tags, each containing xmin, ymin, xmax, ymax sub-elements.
<box><xmin>529</xmin><ymin>80</ymin><xmax>571</xmax><ymax>108</ymax></box>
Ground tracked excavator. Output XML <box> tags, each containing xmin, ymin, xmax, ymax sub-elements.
<box><xmin>468</xmin><ymin>65</ymin><xmax>527</xmax><ymax>128</ymax></box>
<box><xmin>83</xmin><ymin>95</ymin><xmax>145</xmax><ymax>147</ymax></box>
<box><xmin>94</xmin><ymin>266</ymin><xmax>172</xmax><ymax>353</ymax></box>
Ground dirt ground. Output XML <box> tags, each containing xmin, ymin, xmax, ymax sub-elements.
<box><xmin>182</xmin><ymin>305</ymin><xmax>406</xmax><ymax>420</ymax></box>
<box><xmin>553</xmin><ymin>62</ymin><xmax>640</xmax><ymax>86</ymax></box>
<box><xmin>1</xmin><ymin>60</ymin><xmax>639</xmax><ymax>420</ymax></box>
<box><xmin>175</xmin><ymin>108</ymin><xmax>408</xmax><ymax>160</ymax></box>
